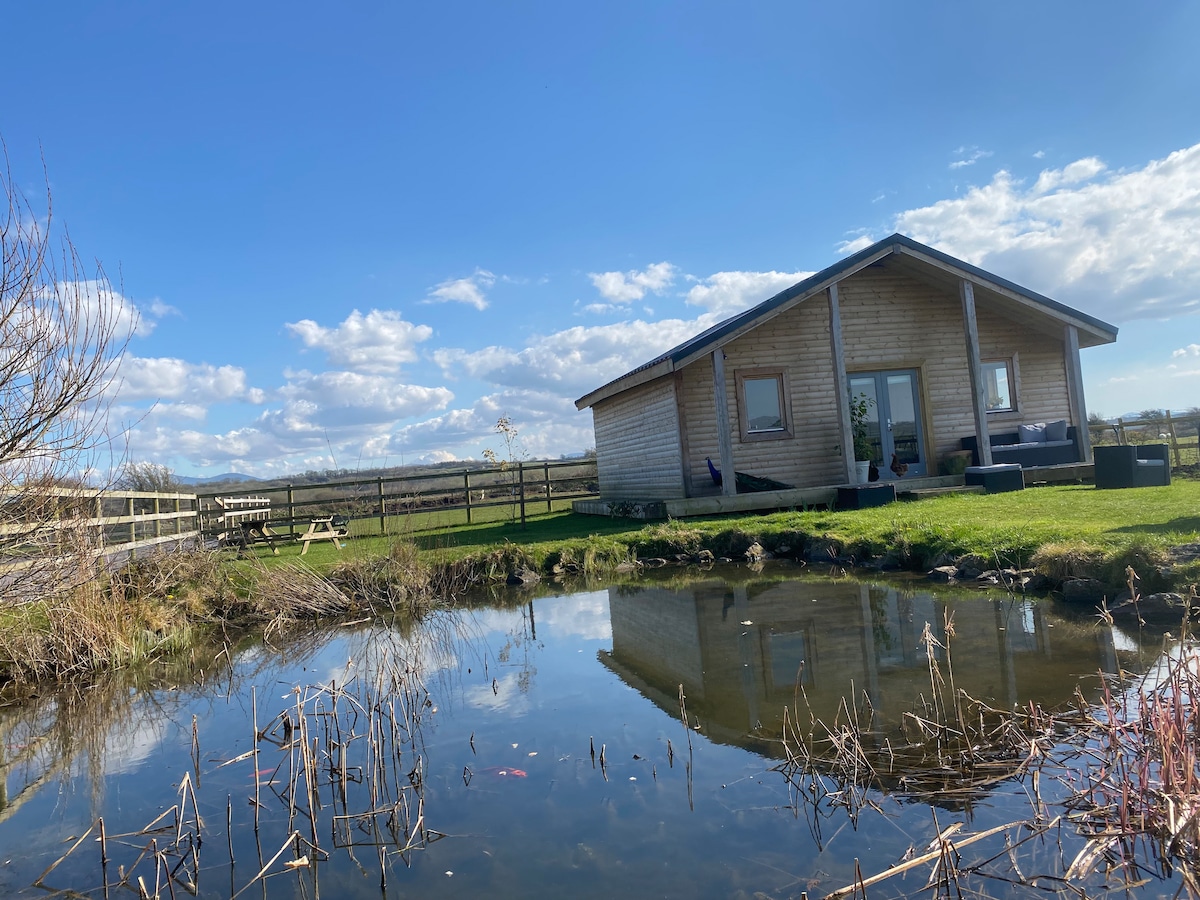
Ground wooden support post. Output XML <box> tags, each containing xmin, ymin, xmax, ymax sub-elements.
<box><xmin>378</xmin><ymin>477</ymin><xmax>386</xmax><ymax>535</ymax></box>
<box><xmin>518</xmin><ymin>462</ymin><xmax>527</xmax><ymax>528</ymax></box>
<box><xmin>128</xmin><ymin>496</ymin><xmax>136</xmax><ymax>557</ymax></box>
<box><xmin>287</xmin><ymin>485</ymin><xmax>296</xmax><ymax>535</ymax></box>
<box><xmin>712</xmin><ymin>348</ymin><xmax>736</xmax><ymax>497</ymax></box>
<box><xmin>1064</xmin><ymin>325</ymin><xmax>1092</xmax><ymax>463</ymax></box>
<box><xmin>464</xmin><ymin>471</ymin><xmax>473</xmax><ymax>524</ymax></box>
<box><xmin>544</xmin><ymin>462</ymin><xmax>552</xmax><ymax>512</ymax></box>
<box><xmin>1166</xmin><ymin>410</ymin><xmax>1182</xmax><ymax>466</ymax></box>
<box><xmin>154</xmin><ymin>496</ymin><xmax>161</xmax><ymax>539</ymax></box>
<box><xmin>960</xmin><ymin>280</ymin><xmax>993</xmax><ymax>466</ymax></box>
<box><xmin>827</xmin><ymin>284</ymin><xmax>856</xmax><ymax>483</ymax></box>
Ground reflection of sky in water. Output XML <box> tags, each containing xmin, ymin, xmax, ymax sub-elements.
<box><xmin>0</xmin><ymin>577</ymin><xmax>1183</xmax><ymax>900</ymax></box>
<box><xmin>537</xmin><ymin>590</ymin><xmax>612</xmax><ymax>641</ymax></box>
<box><xmin>102</xmin><ymin>715</ymin><xmax>169</xmax><ymax>776</ymax></box>
<box><xmin>464</xmin><ymin>671</ymin><xmax>531</xmax><ymax>714</ymax></box>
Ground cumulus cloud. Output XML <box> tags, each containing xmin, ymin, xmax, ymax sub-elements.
<box><xmin>685</xmin><ymin>269</ymin><xmax>812</xmax><ymax>317</ymax></box>
<box><xmin>588</xmin><ymin>262</ymin><xmax>676</xmax><ymax>304</ymax></box>
<box><xmin>285</xmin><ymin>309</ymin><xmax>433</xmax><ymax>373</ymax></box>
<box><xmin>872</xmin><ymin>143</ymin><xmax>1200</xmax><ymax>322</ymax></box>
<box><xmin>273</xmin><ymin>370</ymin><xmax>454</xmax><ymax>430</ymax></box>
<box><xmin>434</xmin><ymin>317</ymin><xmax>711</xmax><ymax>395</ymax></box>
<box><xmin>1173</xmin><ymin>344</ymin><xmax>1200</xmax><ymax>358</ymax></box>
<box><xmin>112</xmin><ymin>357</ymin><xmax>264</xmax><ymax>407</ymax></box>
<box><xmin>381</xmin><ymin>389</ymin><xmax>593</xmax><ymax>461</ymax></box>
<box><xmin>426</xmin><ymin>268</ymin><xmax>495</xmax><ymax>310</ymax></box>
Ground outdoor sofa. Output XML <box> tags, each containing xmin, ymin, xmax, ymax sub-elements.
<box><xmin>960</xmin><ymin>420</ymin><xmax>1080</xmax><ymax>468</ymax></box>
<box><xmin>1093</xmin><ymin>443</ymin><xmax>1171</xmax><ymax>488</ymax></box>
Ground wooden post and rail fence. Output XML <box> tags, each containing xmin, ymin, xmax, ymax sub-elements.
<box><xmin>194</xmin><ymin>458</ymin><xmax>600</xmax><ymax>538</ymax></box>
<box><xmin>1089</xmin><ymin>411</ymin><xmax>1200</xmax><ymax>468</ymax></box>
<box><xmin>0</xmin><ymin>487</ymin><xmax>202</xmax><ymax>575</ymax></box>
<box><xmin>0</xmin><ymin>459</ymin><xmax>599</xmax><ymax>575</ymax></box>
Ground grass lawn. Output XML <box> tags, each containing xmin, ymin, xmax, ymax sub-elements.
<box><xmin>236</xmin><ymin>477</ymin><xmax>1200</xmax><ymax>590</ymax></box>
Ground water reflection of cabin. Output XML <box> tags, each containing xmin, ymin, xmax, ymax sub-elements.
<box><xmin>599</xmin><ymin>579</ymin><xmax>1134</xmax><ymax>756</ymax></box>
<box><xmin>575</xmin><ymin>234</ymin><xmax>1118</xmax><ymax>516</ymax></box>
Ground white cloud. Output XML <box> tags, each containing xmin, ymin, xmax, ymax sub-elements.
<box><xmin>273</xmin><ymin>370</ymin><xmax>454</xmax><ymax>430</ymax></box>
<box><xmin>147</xmin><ymin>298</ymin><xmax>180</xmax><ymax>319</ymax></box>
<box><xmin>385</xmin><ymin>390</ymin><xmax>594</xmax><ymax>460</ymax></box>
<box><xmin>950</xmin><ymin>147</ymin><xmax>993</xmax><ymax>169</ymax></box>
<box><xmin>434</xmin><ymin>317</ymin><xmax>711</xmax><ymax>395</ymax></box>
<box><xmin>588</xmin><ymin>261</ymin><xmax>676</xmax><ymax>303</ymax></box>
<box><xmin>876</xmin><ymin>143</ymin><xmax>1200</xmax><ymax>322</ymax></box>
<box><xmin>426</xmin><ymin>268</ymin><xmax>495</xmax><ymax>310</ymax></box>
<box><xmin>1173</xmin><ymin>344</ymin><xmax>1200</xmax><ymax>358</ymax></box>
<box><xmin>837</xmin><ymin>235</ymin><xmax>875</xmax><ymax>254</ymax></box>
<box><xmin>685</xmin><ymin>269</ymin><xmax>812</xmax><ymax>317</ymax></box>
<box><xmin>1031</xmin><ymin>156</ymin><xmax>1107</xmax><ymax>194</ymax></box>
<box><xmin>285</xmin><ymin>309</ymin><xmax>433</xmax><ymax>373</ymax></box>
<box><xmin>113</xmin><ymin>357</ymin><xmax>263</xmax><ymax>406</ymax></box>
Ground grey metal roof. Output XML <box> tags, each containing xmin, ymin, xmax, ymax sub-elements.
<box><xmin>575</xmin><ymin>233</ymin><xmax>1118</xmax><ymax>410</ymax></box>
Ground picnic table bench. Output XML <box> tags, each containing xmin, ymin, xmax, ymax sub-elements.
<box><xmin>234</xmin><ymin>515</ymin><xmax>348</xmax><ymax>556</ymax></box>
<box><xmin>297</xmin><ymin>516</ymin><xmax>348</xmax><ymax>555</ymax></box>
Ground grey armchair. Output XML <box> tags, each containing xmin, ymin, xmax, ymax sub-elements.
<box><xmin>1093</xmin><ymin>444</ymin><xmax>1171</xmax><ymax>489</ymax></box>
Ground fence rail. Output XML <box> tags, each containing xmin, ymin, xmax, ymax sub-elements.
<box><xmin>196</xmin><ymin>459</ymin><xmax>599</xmax><ymax>537</ymax></box>
<box><xmin>0</xmin><ymin>488</ymin><xmax>202</xmax><ymax>574</ymax></box>
<box><xmin>1090</xmin><ymin>412</ymin><xmax>1200</xmax><ymax>467</ymax></box>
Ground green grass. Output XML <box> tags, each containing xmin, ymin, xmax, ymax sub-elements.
<box><xmin>235</xmin><ymin>478</ymin><xmax>1200</xmax><ymax>591</ymax></box>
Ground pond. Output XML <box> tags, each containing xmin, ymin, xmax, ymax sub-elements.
<box><xmin>0</xmin><ymin>566</ymin><xmax>1189</xmax><ymax>898</ymax></box>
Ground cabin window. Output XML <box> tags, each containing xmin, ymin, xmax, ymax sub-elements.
<box><xmin>736</xmin><ymin>369</ymin><xmax>792</xmax><ymax>441</ymax></box>
<box><xmin>982</xmin><ymin>358</ymin><xmax>1018</xmax><ymax>413</ymax></box>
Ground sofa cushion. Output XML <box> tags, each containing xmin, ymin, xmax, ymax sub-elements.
<box><xmin>1044</xmin><ymin>419</ymin><xmax>1068</xmax><ymax>442</ymax></box>
<box><xmin>1018</xmin><ymin>423</ymin><xmax>1046</xmax><ymax>443</ymax></box>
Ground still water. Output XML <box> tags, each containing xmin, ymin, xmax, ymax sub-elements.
<box><xmin>0</xmin><ymin>569</ymin><xmax>1174</xmax><ymax>897</ymax></box>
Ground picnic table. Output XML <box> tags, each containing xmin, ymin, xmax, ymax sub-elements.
<box><xmin>236</xmin><ymin>519</ymin><xmax>294</xmax><ymax>555</ymax></box>
<box><xmin>298</xmin><ymin>516</ymin><xmax>347</xmax><ymax>555</ymax></box>
<box><xmin>235</xmin><ymin>515</ymin><xmax>348</xmax><ymax>556</ymax></box>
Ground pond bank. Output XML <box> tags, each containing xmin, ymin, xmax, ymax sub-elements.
<box><xmin>3</xmin><ymin>479</ymin><xmax>1199</xmax><ymax>686</ymax></box>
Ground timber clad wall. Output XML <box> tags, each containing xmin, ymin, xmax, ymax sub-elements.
<box><xmin>592</xmin><ymin>378</ymin><xmax>684</xmax><ymax>499</ymax></box>
<box><xmin>671</xmin><ymin>263</ymin><xmax>1076</xmax><ymax>493</ymax></box>
<box><xmin>678</xmin><ymin>297</ymin><xmax>844</xmax><ymax>491</ymax></box>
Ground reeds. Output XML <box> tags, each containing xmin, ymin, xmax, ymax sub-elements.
<box><xmin>23</xmin><ymin>639</ymin><xmax>437</xmax><ymax>898</ymax></box>
<box><xmin>779</xmin><ymin>602</ymin><xmax>1200</xmax><ymax>897</ymax></box>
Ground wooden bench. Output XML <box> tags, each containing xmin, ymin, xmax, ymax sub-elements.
<box><xmin>236</xmin><ymin>519</ymin><xmax>297</xmax><ymax>555</ymax></box>
<box><xmin>298</xmin><ymin>516</ymin><xmax>348</xmax><ymax>555</ymax></box>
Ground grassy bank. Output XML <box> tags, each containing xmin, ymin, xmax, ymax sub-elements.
<box><xmin>281</xmin><ymin>476</ymin><xmax>1200</xmax><ymax>589</ymax></box>
<box><xmin>3</xmin><ymin>477</ymin><xmax>1199</xmax><ymax>685</ymax></box>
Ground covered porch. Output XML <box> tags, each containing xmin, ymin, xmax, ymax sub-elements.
<box><xmin>573</xmin><ymin>462</ymin><xmax>1093</xmax><ymax>519</ymax></box>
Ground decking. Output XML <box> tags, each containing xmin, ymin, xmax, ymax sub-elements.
<box><xmin>573</xmin><ymin>463</ymin><xmax>1092</xmax><ymax>519</ymax></box>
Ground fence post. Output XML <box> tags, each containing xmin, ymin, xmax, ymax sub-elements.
<box><xmin>518</xmin><ymin>462</ymin><xmax>526</xmax><ymax>529</ymax></box>
<box><xmin>544</xmin><ymin>462</ymin><xmax>552</xmax><ymax>512</ymax></box>
<box><xmin>127</xmin><ymin>496</ymin><xmax>136</xmax><ymax>558</ymax></box>
<box><xmin>378</xmin><ymin>477</ymin><xmax>386</xmax><ymax>535</ymax></box>
<box><xmin>464</xmin><ymin>471</ymin><xmax>473</xmax><ymax>524</ymax></box>
<box><xmin>154</xmin><ymin>496</ymin><xmax>162</xmax><ymax>540</ymax></box>
<box><xmin>287</xmin><ymin>485</ymin><xmax>296</xmax><ymax>535</ymax></box>
<box><xmin>1165</xmin><ymin>410</ymin><xmax>1182</xmax><ymax>466</ymax></box>
<box><xmin>1115</xmin><ymin>417</ymin><xmax>1127</xmax><ymax>445</ymax></box>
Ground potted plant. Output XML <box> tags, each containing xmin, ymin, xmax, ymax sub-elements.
<box><xmin>849</xmin><ymin>391</ymin><xmax>875</xmax><ymax>484</ymax></box>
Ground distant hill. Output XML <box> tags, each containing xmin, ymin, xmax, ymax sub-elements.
<box><xmin>174</xmin><ymin>472</ymin><xmax>258</xmax><ymax>486</ymax></box>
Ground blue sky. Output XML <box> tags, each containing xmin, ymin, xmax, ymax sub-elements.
<box><xmin>6</xmin><ymin>2</ymin><xmax>1200</xmax><ymax>477</ymax></box>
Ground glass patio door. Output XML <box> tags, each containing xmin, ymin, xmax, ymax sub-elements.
<box><xmin>848</xmin><ymin>370</ymin><xmax>927</xmax><ymax>478</ymax></box>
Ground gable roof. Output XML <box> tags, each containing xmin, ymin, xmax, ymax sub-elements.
<box><xmin>576</xmin><ymin>233</ymin><xmax>1118</xmax><ymax>410</ymax></box>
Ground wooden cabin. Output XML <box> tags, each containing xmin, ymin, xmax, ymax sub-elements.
<box><xmin>574</xmin><ymin>234</ymin><xmax>1118</xmax><ymax>510</ymax></box>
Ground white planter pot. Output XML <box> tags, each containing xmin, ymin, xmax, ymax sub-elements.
<box><xmin>855</xmin><ymin>460</ymin><xmax>871</xmax><ymax>484</ymax></box>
